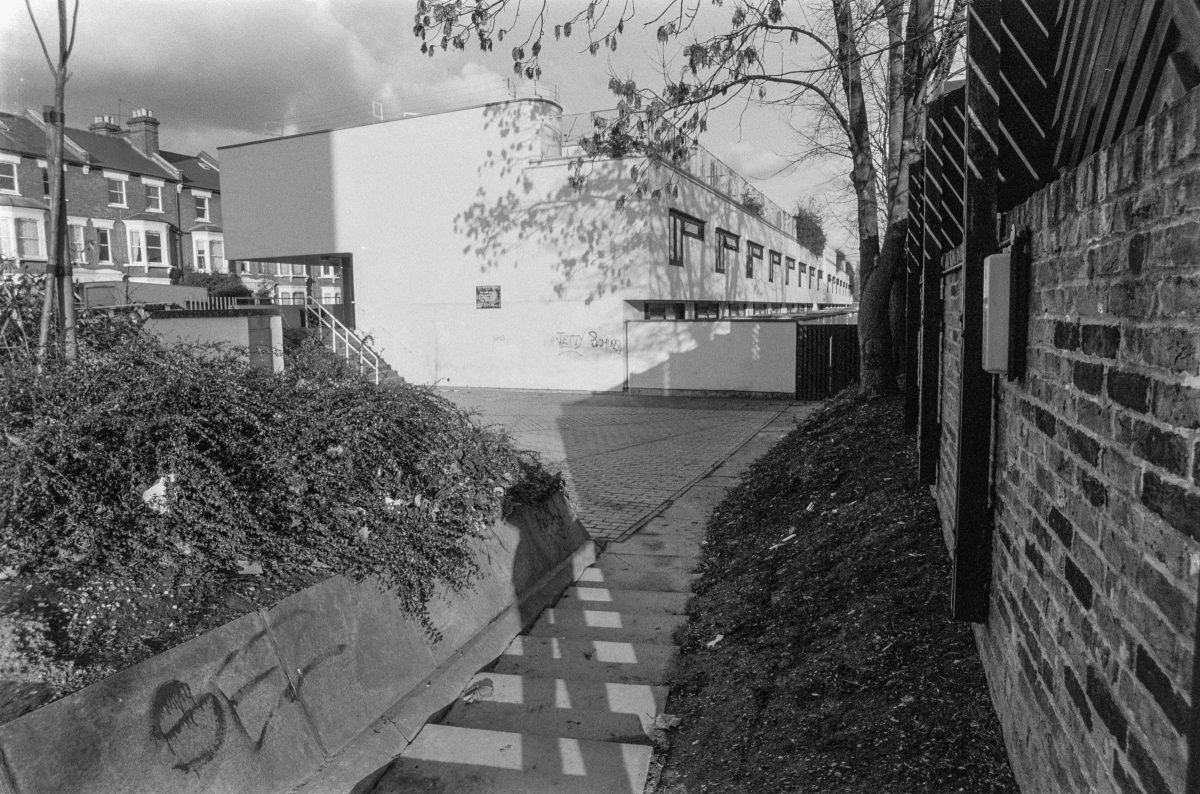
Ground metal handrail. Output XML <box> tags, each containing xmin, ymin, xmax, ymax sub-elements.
<box><xmin>304</xmin><ymin>296</ymin><xmax>383</xmax><ymax>384</ymax></box>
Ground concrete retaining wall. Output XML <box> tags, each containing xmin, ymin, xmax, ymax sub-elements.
<box><xmin>0</xmin><ymin>492</ymin><xmax>594</xmax><ymax>794</ymax></box>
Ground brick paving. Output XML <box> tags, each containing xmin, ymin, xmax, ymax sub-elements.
<box><xmin>439</xmin><ymin>389</ymin><xmax>804</xmax><ymax>541</ymax></box>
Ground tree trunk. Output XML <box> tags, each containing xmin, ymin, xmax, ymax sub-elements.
<box><xmin>835</xmin><ymin>0</ymin><xmax>897</xmax><ymax>396</ymax></box>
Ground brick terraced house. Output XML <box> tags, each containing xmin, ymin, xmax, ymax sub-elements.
<box><xmin>0</xmin><ymin>107</ymin><xmax>222</xmax><ymax>284</ymax></box>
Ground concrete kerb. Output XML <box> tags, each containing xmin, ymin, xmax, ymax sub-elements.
<box><xmin>607</xmin><ymin>401</ymin><xmax>812</xmax><ymax>543</ymax></box>
<box><xmin>0</xmin><ymin>493</ymin><xmax>594</xmax><ymax>794</ymax></box>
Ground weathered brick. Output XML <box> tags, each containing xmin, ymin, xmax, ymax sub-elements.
<box><xmin>1053</xmin><ymin>321</ymin><xmax>1080</xmax><ymax>351</ymax></box>
<box><xmin>1063</xmin><ymin>665</ymin><xmax>1093</xmax><ymax>731</ymax></box>
<box><xmin>1086</xmin><ymin>666</ymin><xmax>1128</xmax><ymax>749</ymax></box>
<box><xmin>1127</xmin><ymin>230</ymin><xmax>1149</xmax><ymax>274</ymax></box>
<box><xmin>1024</xmin><ymin>540</ymin><xmax>1046</xmax><ymax>575</ymax></box>
<box><xmin>1034</xmin><ymin>404</ymin><xmax>1058</xmax><ymax>437</ymax></box>
<box><xmin>1049</xmin><ymin>507</ymin><xmax>1076</xmax><ymax>547</ymax></box>
<box><xmin>1115</xmin><ymin>413</ymin><xmax>1191</xmax><ymax>477</ymax></box>
<box><xmin>1126</xmin><ymin>731</ymin><xmax>1172</xmax><ymax>794</ymax></box>
<box><xmin>1141</xmin><ymin>470</ymin><xmax>1200</xmax><ymax>541</ymax></box>
<box><xmin>1029</xmin><ymin>516</ymin><xmax>1053</xmax><ymax>552</ymax></box>
<box><xmin>1158</xmin><ymin>277</ymin><xmax>1200</xmax><ymax>318</ymax></box>
<box><xmin>1138</xmin><ymin>561</ymin><xmax>1194</xmax><ymax>636</ymax></box>
<box><xmin>1134</xmin><ymin>645</ymin><xmax>1190</xmax><ymax>735</ymax></box>
<box><xmin>1076</xmin><ymin>397</ymin><xmax>1110</xmax><ymax>435</ymax></box>
<box><xmin>1166</xmin><ymin>220</ymin><xmax>1200</xmax><ymax>267</ymax></box>
<box><xmin>1105</xmin><ymin>281</ymin><xmax>1154</xmax><ymax>316</ymax></box>
<box><xmin>1062</xmin><ymin>424</ymin><xmax>1102</xmax><ymax>466</ymax></box>
<box><xmin>1072</xmin><ymin>360</ymin><xmax>1104</xmax><ymax>395</ymax></box>
<box><xmin>1123</xmin><ymin>326</ymin><xmax>1199</xmax><ymax>375</ymax></box>
<box><xmin>1108</xmin><ymin>370</ymin><xmax>1151</xmax><ymax>413</ymax></box>
<box><xmin>1152</xmin><ymin>381</ymin><xmax>1200</xmax><ymax>429</ymax></box>
<box><xmin>1081</xmin><ymin>324</ymin><xmax>1120</xmax><ymax>358</ymax></box>
<box><xmin>1079</xmin><ymin>470</ymin><xmax>1107</xmax><ymax>507</ymax></box>
<box><xmin>1064</xmin><ymin>556</ymin><xmax>1095</xmax><ymax>608</ymax></box>
<box><xmin>1111</xmin><ymin>752</ymin><xmax>1137</xmax><ymax>794</ymax></box>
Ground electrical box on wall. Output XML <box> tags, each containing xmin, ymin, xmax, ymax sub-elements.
<box><xmin>982</xmin><ymin>252</ymin><xmax>1011</xmax><ymax>374</ymax></box>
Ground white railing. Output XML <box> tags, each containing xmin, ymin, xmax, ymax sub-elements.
<box><xmin>304</xmin><ymin>295</ymin><xmax>383</xmax><ymax>384</ymax></box>
<box><xmin>183</xmin><ymin>296</ymin><xmax>275</xmax><ymax>311</ymax></box>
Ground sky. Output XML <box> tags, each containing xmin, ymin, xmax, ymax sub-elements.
<box><xmin>1</xmin><ymin>0</ymin><xmax>858</xmax><ymax>256</ymax></box>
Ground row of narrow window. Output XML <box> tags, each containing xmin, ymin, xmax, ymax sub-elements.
<box><xmin>667</xmin><ymin>209</ymin><xmax>849</xmax><ymax>292</ymax></box>
<box><xmin>0</xmin><ymin>161</ymin><xmax>210</xmax><ymax>219</ymax></box>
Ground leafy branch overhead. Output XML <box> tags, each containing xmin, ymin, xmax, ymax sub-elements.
<box><xmin>413</xmin><ymin>0</ymin><xmax>966</xmax><ymax>397</ymax></box>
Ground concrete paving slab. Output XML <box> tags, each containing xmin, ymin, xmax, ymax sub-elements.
<box><xmin>576</xmin><ymin>564</ymin><xmax>696</xmax><ymax>593</ymax></box>
<box><xmin>557</xmin><ymin>586</ymin><xmax>691</xmax><ymax>615</ymax></box>
<box><xmin>596</xmin><ymin>553</ymin><xmax>698</xmax><ymax>576</ymax></box>
<box><xmin>373</xmin><ymin>724</ymin><xmax>651</xmax><ymax>793</ymax></box>
<box><xmin>608</xmin><ymin>534</ymin><xmax>704</xmax><ymax>558</ymax></box>
<box><xmin>527</xmin><ymin>606</ymin><xmax>686</xmax><ymax>643</ymax></box>
<box><xmin>491</xmin><ymin>637</ymin><xmax>675</xmax><ymax>685</ymax></box>
<box><xmin>440</xmin><ymin>673</ymin><xmax>666</xmax><ymax>744</ymax></box>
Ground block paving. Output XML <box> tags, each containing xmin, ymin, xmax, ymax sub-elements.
<box><xmin>440</xmin><ymin>389</ymin><xmax>801</xmax><ymax>540</ymax></box>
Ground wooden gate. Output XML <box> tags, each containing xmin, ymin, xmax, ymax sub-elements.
<box><xmin>795</xmin><ymin>324</ymin><xmax>859</xmax><ymax>400</ymax></box>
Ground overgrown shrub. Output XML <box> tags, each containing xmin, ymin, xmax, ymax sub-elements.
<box><xmin>794</xmin><ymin>201</ymin><xmax>827</xmax><ymax>257</ymax></box>
<box><xmin>0</xmin><ymin>329</ymin><xmax>560</xmax><ymax>696</ymax></box>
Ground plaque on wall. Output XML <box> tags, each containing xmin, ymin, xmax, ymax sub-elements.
<box><xmin>476</xmin><ymin>285</ymin><xmax>501</xmax><ymax>309</ymax></box>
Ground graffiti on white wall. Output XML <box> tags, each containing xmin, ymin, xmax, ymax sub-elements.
<box><xmin>553</xmin><ymin>330</ymin><xmax>622</xmax><ymax>356</ymax></box>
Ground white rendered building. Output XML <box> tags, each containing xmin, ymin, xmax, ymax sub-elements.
<box><xmin>220</xmin><ymin>96</ymin><xmax>851</xmax><ymax>391</ymax></box>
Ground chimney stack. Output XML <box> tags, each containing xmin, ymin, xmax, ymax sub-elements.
<box><xmin>835</xmin><ymin>249</ymin><xmax>846</xmax><ymax>272</ymax></box>
<box><xmin>123</xmin><ymin>108</ymin><xmax>160</xmax><ymax>156</ymax></box>
<box><xmin>88</xmin><ymin>115</ymin><xmax>121</xmax><ymax>136</ymax></box>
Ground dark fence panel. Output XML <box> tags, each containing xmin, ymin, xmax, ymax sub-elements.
<box><xmin>795</xmin><ymin>324</ymin><xmax>859</xmax><ymax>400</ymax></box>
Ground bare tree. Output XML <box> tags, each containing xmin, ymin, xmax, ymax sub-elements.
<box><xmin>27</xmin><ymin>0</ymin><xmax>81</xmax><ymax>365</ymax></box>
<box><xmin>415</xmin><ymin>0</ymin><xmax>964</xmax><ymax>396</ymax></box>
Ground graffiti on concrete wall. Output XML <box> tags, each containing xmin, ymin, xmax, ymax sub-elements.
<box><xmin>553</xmin><ymin>330</ymin><xmax>622</xmax><ymax>356</ymax></box>
<box><xmin>149</xmin><ymin>610</ymin><xmax>346</xmax><ymax>774</ymax></box>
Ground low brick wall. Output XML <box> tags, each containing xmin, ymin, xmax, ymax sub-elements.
<box><xmin>0</xmin><ymin>493</ymin><xmax>594</xmax><ymax>794</ymax></box>
<box><xmin>944</xmin><ymin>88</ymin><xmax>1200</xmax><ymax>792</ymax></box>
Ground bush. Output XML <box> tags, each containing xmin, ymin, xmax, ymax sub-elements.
<box><xmin>0</xmin><ymin>330</ymin><xmax>560</xmax><ymax>693</ymax></box>
<box><xmin>794</xmin><ymin>201</ymin><xmax>827</xmax><ymax>257</ymax></box>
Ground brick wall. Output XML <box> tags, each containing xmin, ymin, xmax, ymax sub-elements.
<box><xmin>960</xmin><ymin>86</ymin><xmax>1200</xmax><ymax>793</ymax></box>
<box><xmin>938</xmin><ymin>249</ymin><xmax>963</xmax><ymax>551</ymax></box>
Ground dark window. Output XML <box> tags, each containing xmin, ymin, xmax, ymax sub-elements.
<box><xmin>0</xmin><ymin>163</ymin><xmax>16</xmax><ymax>193</ymax></box>
<box><xmin>669</xmin><ymin>210</ymin><xmax>704</xmax><ymax>267</ymax></box>
<box><xmin>96</xmin><ymin>229</ymin><xmax>110</xmax><ymax>262</ymax></box>
<box><xmin>808</xmin><ymin>266</ymin><xmax>816</xmax><ymax>288</ymax></box>
<box><xmin>747</xmin><ymin>242</ymin><xmax>763</xmax><ymax>278</ymax></box>
<box><xmin>42</xmin><ymin>168</ymin><xmax>50</xmax><ymax>197</ymax></box>
<box><xmin>769</xmin><ymin>250</ymin><xmax>781</xmax><ymax>282</ymax></box>
<box><xmin>785</xmin><ymin>257</ymin><xmax>795</xmax><ymax>285</ymax></box>
<box><xmin>715</xmin><ymin>228</ymin><xmax>739</xmax><ymax>274</ymax></box>
<box><xmin>695</xmin><ymin>302</ymin><xmax>720</xmax><ymax>319</ymax></box>
<box><xmin>107</xmin><ymin>179</ymin><xmax>126</xmax><ymax>206</ymax></box>
<box><xmin>645</xmin><ymin>301</ymin><xmax>685</xmax><ymax>320</ymax></box>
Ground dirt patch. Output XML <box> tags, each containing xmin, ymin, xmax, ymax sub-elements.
<box><xmin>653</xmin><ymin>390</ymin><xmax>1017</xmax><ymax>793</ymax></box>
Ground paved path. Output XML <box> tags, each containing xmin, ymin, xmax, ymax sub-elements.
<box><xmin>440</xmin><ymin>389</ymin><xmax>803</xmax><ymax>541</ymax></box>
<box><xmin>365</xmin><ymin>401</ymin><xmax>817</xmax><ymax>793</ymax></box>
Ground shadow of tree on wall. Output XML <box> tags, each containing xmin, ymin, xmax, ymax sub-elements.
<box><xmin>452</xmin><ymin>102</ymin><xmax>789</xmax><ymax>309</ymax></box>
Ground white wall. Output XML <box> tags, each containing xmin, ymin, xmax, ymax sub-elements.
<box><xmin>627</xmin><ymin>320</ymin><xmax>797</xmax><ymax>394</ymax></box>
<box><xmin>220</xmin><ymin>100</ymin><xmax>834</xmax><ymax>391</ymax></box>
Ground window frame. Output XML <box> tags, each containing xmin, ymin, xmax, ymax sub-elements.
<box><xmin>715</xmin><ymin>228</ymin><xmax>739</xmax><ymax>274</ymax></box>
<box><xmin>746</xmin><ymin>242</ymin><xmax>763</xmax><ymax>279</ymax></box>
<box><xmin>104</xmin><ymin>171</ymin><xmax>129</xmax><ymax>207</ymax></box>
<box><xmin>0</xmin><ymin>155</ymin><xmax>19</xmax><ymax>195</ymax></box>
<box><xmin>95</xmin><ymin>227</ymin><xmax>112</xmax><ymax>264</ymax></box>
<box><xmin>668</xmin><ymin>210</ymin><xmax>705</xmax><ymax>267</ymax></box>
<box><xmin>125</xmin><ymin>220</ymin><xmax>170</xmax><ymax>268</ymax></box>
<box><xmin>193</xmin><ymin>190</ymin><xmax>212</xmax><ymax>222</ymax></box>
<box><xmin>144</xmin><ymin>179</ymin><xmax>164</xmax><ymax>213</ymax></box>
<box><xmin>769</xmin><ymin>250</ymin><xmax>781</xmax><ymax>283</ymax></box>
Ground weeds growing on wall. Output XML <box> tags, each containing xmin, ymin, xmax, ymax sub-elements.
<box><xmin>0</xmin><ymin>328</ymin><xmax>560</xmax><ymax>711</ymax></box>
